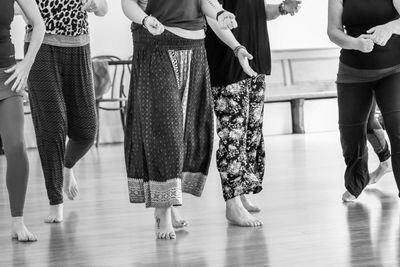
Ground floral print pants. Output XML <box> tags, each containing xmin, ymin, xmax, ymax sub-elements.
<box><xmin>211</xmin><ymin>75</ymin><xmax>266</xmax><ymax>201</ymax></box>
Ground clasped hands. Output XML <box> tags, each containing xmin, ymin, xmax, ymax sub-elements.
<box><xmin>357</xmin><ymin>23</ymin><xmax>395</xmax><ymax>53</ymax></box>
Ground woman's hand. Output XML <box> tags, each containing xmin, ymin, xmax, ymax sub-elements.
<box><xmin>356</xmin><ymin>35</ymin><xmax>375</xmax><ymax>53</ymax></box>
<box><xmin>283</xmin><ymin>0</ymin><xmax>302</xmax><ymax>16</ymax></box>
<box><xmin>4</xmin><ymin>60</ymin><xmax>32</xmax><ymax>92</ymax></box>
<box><xmin>143</xmin><ymin>16</ymin><xmax>165</xmax><ymax>35</ymax></box>
<box><xmin>217</xmin><ymin>11</ymin><xmax>238</xmax><ymax>30</ymax></box>
<box><xmin>82</xmin><ymin>0</ymin><xmax>108</xmax><ymax>16</ymax></box>
<box><xmin>237</xmin><ymin>48</ymin><xmax>258</xmax><ymax>77</ymax></box>
<box><xmin>365</xmin><ymin>23</ymin><xmax>394</xmax><ymax>46</ymax></box>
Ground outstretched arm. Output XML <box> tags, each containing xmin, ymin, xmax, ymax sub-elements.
<box><xmin>206</xmin><ymin>17</ymin><xmax>257</xmax><ymax>77</ymax></box>
<box><xmin>201</xmin><ymin>0</ymin><xmax>237</xmax><ymax>30</ymax></box>
<box><xmin>121</xmin><ymin>0</ymin><xmax>164</xmax><ymax>35</ymax></box>
<box><xmin>82</xmin><ymin>0</ymin><xmax>108</xmax><ymax>17</ymax></box>
<box><xmin>265</xmin><ymin>0</ymin><xmax>301</xmax><ymax>21</ymax></box>
<box><xmin>5</xmin><ymin>0</ymin><xmax>45</xmax><ymax>92</ymax></box>
<box><xmin>327</xmin><ymin>0</ymin><xmax>374</xmax><ymax>52</ymax></box>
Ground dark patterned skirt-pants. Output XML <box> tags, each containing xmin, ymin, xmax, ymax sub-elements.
<box><xmin>25</xmin><ymin>43</ymin><xmax>97</xmax><ymax>205</ymax></box>
<box><xmin>125</xmin><ymin>29</ymin><xmax>214</xmax><ymax>208</ymax></box>
<box><xmin>211</xmin><ymin>75</ymin><xmax>266</xmax><ymax>201</ymax></box>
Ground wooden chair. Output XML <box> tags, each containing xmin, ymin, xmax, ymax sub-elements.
<box><xmin>92</xmin><ymin>55</ymin><xmax>128</xmax><ymax>146</ymax></box>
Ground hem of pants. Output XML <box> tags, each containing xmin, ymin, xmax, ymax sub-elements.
<box><xmin>50</xmin><ymin>200</ymin><xmax>64</xmax><ymax>206</ymax></box>
<box><xmin>224</xmin><ymin>183</ymin><xmax>263</xmax><ymax>202</ymax></box>
<box><xmin>127</xmin><ymin>177</ymin><xmax>183</xmax><ymax>208</ymax></box>
<box><xmin>181</xmin><ymin>172</ymin><xmax>207</xmax><ymax>197</ymax></box>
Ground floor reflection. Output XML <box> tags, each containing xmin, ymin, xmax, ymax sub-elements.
<box><xmin>224</xmin><ymin>225</ymin><xmax>269</xmax><ymax>266</ymax></box>
<box><xmin>346</xmin><ymin>188</ymin><xmax>398</xmax><ymax>267</ymax></box>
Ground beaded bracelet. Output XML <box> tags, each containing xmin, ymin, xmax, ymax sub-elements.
<box><xmin>216</xmin><ymin>10</ymin><xmax>225</xmax><ymax>21</ymax></box>
<box><xmin>279</xmin><ymin>2</ymin><xmax>288</xmax><ymax>15</ymax></box>
<box><xmin>142</xmin><ymin>15</ymin><xmax>152</xmax><ymax>29</ymax></box>
<box><xmin>233</xmin><ymin>45</ymin><xmax>246</xmax><ymax>57</ymax></box>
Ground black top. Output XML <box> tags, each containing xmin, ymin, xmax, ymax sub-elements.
<box><xmin>340</xmin><ymin>0</ymin><xmax>400</xmax><ymax>69</ymax></box>
<box><xmin>205</xmin><ymin>0</ymin><xmax>271</xmax><ymax>87</ymax></box>
<box><xmin>133</xmin><ymin>0</ymin><xmax>205</xmax><ymax>31</ymax></box>
<box><xmin>0</xmin><ymin>0</ymin><xmax>15</xmax><ymax>68</ymax></box>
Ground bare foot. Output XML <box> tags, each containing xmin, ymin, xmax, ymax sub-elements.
<box><xmin>369</xmin><ymin>159</ymin><xmax>392</xmax><ymax>185</ymax></box>
<box><xmin>240</xmin><ymin>195</ymin><xmax>261</xmax><ymax>213</ymax></box>
<box><xmin>226</xmin><ymin>196</ymin><xmax>263</xmax><ymax>227</ymax></box>
<box><xmin>171</xmin><ymin>207</ymin><xmax>188</xmax><ymax>229</ymax></box>
<box><xmin>11</xmin><ymin>217</ymin><xmax>37</xmax><ymax>242</ymax></box>
<box><xmin>342</xmin><ymin>191</ymin><xmax>356</xmax><ymax>202</ymax></box>
<box><xmin>64</xmin><ymin>168</ymin><xmax>78</xmax><ymax>200</ymax></box>
<box><xmin>154</xmin><ymin>207</ymin><xmax>176</xmax><ymax>239</ymax></box>
<box><xmin>44</xmin><ymin>204</ymin><xmax>63</xmax><ymax>223</ymax></box>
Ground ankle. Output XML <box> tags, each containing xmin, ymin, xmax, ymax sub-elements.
<box><xmin>226</xmin><ymin>196</ymin><xmax>242</xmax><ymax>208</ymax></box>
<box><xmin>12</xmin><ymin>216</ymin><xmax>24</xmax><ymax>225</ymax></box>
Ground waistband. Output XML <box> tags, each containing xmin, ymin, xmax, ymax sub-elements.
<box><xmin>132</xmin><ymin>27</ymin><xmax>204</xmax><ymax>50</ymax></box>
<box><xmin>25</xmin><ymin>32</ymin><xmax>90</xmax><ymax>47</ymax></box>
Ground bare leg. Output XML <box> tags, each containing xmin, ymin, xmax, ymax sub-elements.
<box><xmin>63</xmin><ymin>167</ymin><xmax>79</xmax><ymax>200</ymax></box>
<box><xmin>11</xmin><ymin>217</ymin><xmax>37</xmax><ymax>242</ymax></box>
<box><xmin>154</xmin><ymin>207</ymin><xmax>176</xmax><ymax>239</ymax></box>
<box><xmin>240</xmin><ymin>195</ymin><xmax>261</xmax><ymax>213</ymax></box>
<box><xmin>171</xmin><ymin>207</ymin><xmax>188</xmax><ymax>228</ymax></box>
<box><xmin>226</xmin><ymin>196</ymin><xmax>263</xmax><ymax>227</ymax></box>
<box><xmin>44</xmin><ymin>203</ymin><xmax>64</xmax><ymax>223</ymax></box>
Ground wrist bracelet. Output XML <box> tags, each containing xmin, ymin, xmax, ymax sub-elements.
<box><xmin>233</xmin><ymin>45</ymin><xmax>246</xmax><ymax>57</ymax></box>
<box><xmin>142</xmin><ymin>15</ymin><xmax>151</xmax><ymax>28</ymax></box>
<box><xmin>216</xmin><ymin>10</ymin><xmax>225</xmax><ymax>21</ymax></box>
<box><xmin>279</xmin><ymin>2</ymin><xmax>288</xmax><ymax>15</ymax></box>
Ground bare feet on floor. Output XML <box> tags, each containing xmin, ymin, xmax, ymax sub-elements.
<box><xmin>226</xmin><ymin>196</ymin><xmax>263</xmax><ymax>227</ymax></box>
<box><xmin>369</xmin><ymin>159</ymin><xmax>392</xmax><ymax>185</ymax></box>
<box><xmin>342</xmin><ymin>191</ymin><xmax>356</xmax><ymax>202</ymax></box>
<box><xmin>11</xmin><ymin>217</ymin><xmax>37</xmax><ymax>242</ymax></box>
<box><xmin>171</xmin><ymin>207</ymin><xmax>188</xmax><ymax>228</ymax></box>
<box><xmin>240</xmin><ymin>195</ymin><xmax>261</xmax><ymax>213</ymax></box>
<box><xmin>154</xmin><ymin>207</ymin><xmax>176</xmax><ymax>240</ymax></box>
<box><xmin>64</xmin><ymin>167</ymin><xmax>79</xmax><ymax>200</ymax></box>
<box><xmin>45</xmin><ymin>204</ymin><xmax>64</xmax><ymax>223</ymax></box>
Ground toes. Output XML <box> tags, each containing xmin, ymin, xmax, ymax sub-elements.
<box><xmin>169</xmin><ymin>232</ymin><xmax>176</xmax><ymax>239</ymax></box>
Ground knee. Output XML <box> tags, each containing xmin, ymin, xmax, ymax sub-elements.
<box><xmin>4</xmin><ymin>139</ymin><xmax>26</xmax><ymax>157</ymax></box>
<box><xmin>382</xmin><ymin>112</ymin><xmax>400</xmax><ymax>152</ymax></box>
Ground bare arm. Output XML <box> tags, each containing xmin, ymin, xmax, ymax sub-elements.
<box><xmin>265</xmin><ymin>0</ymin><xmax>301</xmax><ymax>21</ymax></box>
<box><xmin>206</xmin><ymin>17</ymin><xmax>257</xmax><ymax>77</ymax></box>
<box><xmin>83</xmin><ymin>0</ymin><xmax>109</xmax><ymax>17</ymax></box>
<box><xmin>327</xmin><ymin>0</ymin><xmax>373</xmax><ymax>52</ymax></box>
<box><xmin>5</xmin><ymin>0</ymin><xmax>45</xmax><ymax>92</ymax></box>
<box><xmin>201</xmin><ymin>0</ymin><xmax>237</xmax><ymax>29</ymax></box>
<box><xmin>121</xmin><ymin>0</ymin><xmax>164</xmax><ymax>35</ymax></box>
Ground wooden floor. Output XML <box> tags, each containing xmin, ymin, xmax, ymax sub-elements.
<box><xmin>0</xmin><ymin>132</ymin><xmax>399</xmax><ymax>267</ymax></box>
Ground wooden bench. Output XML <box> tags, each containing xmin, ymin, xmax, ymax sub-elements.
<box><xmin>265</xmin><ymin>48</ymin><xmax>340</xmax><ymax>133</ymax></box>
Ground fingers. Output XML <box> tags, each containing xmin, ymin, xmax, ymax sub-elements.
<box><xmin>145</xmin><ymin>17</ymin><xmax>165</xmax><ymax>35</ymax></box>
<box><xmin>359</xmin><ymin>34</ymin><xmax>373</xmax><ymax>39</ymax></box>
<box><xmin>366</xmin><ymin>27</ymin><xmax>376</xmax><ymax>34</ymax></box>
<box><xmin>4</xmin><ymin>72</ymin><xmax>17</xmax><ymax>86</ymax></box>
<box><xmin>4</xmin><ymin>65</ymin><xmax>16</xmax><ymax>73</ymax></box>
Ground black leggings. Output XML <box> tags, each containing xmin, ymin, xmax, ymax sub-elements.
<box><xmin>338</xmin><ymin>72</ymin><xmax>400</xmax><ymax>197</ymax></box>
<box><xmin>26</xmin><ymin>43</ymin><xmax>97</xmax><ymax>205</ymax></box>
<box><xmin>0</xmin><ymin>97</ymin><xmax>29</xmax><ymax>217</ymax></box>
<box><xmin>367</xmin><ymin>100</ymin><xmax>391</xmax><ymax>162</ymax></box>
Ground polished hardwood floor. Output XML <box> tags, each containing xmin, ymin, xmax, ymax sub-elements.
<box><xmin>0</xmin><ymin>132</ymin><xmax>399</xmax><ymax>266</ymax></box>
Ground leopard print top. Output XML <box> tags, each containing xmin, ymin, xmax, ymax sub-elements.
<box><xmin>29</xmin><ymin>0</ymin><xmax>89</xmax><ymax>36</ymax></box>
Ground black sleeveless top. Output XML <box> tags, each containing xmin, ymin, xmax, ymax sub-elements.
<box><xmin>0</xmin><ymin>0</ymin><xmax>15</xmax><ymax>68</ymax></box>
<box><xmin>205</xmin><ymin>0</ymin><xmax>271</xmax><ymax>87</ymax></box>
<box><xmin>340</xmin><ymin>0</ymin><xmax>400</xmax><ymax>69</ymax></box>
<box><xmin>132</xmin><ymin>0</ymin><xmax>205</xmax><ymax>31</ymax></box>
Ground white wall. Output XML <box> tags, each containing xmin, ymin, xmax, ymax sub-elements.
<box><xmin>11</xmin><ymin>0</ymin><xmax>334</xmax><ymax>59</ymax></box>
